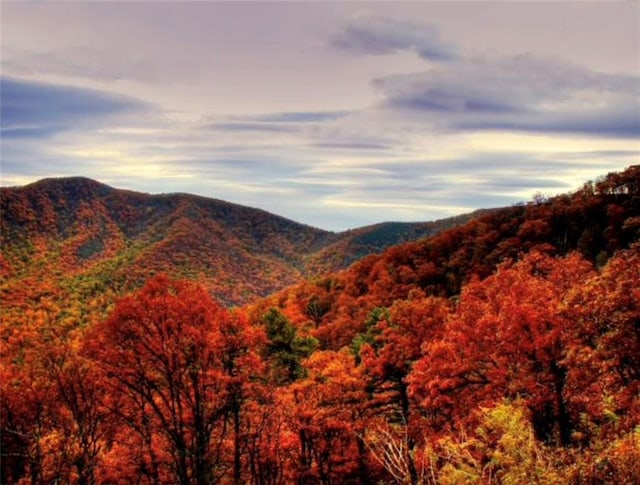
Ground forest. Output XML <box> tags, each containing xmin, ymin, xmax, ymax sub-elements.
<box><xmin>1</xmin><ymin>166</ymin><xmax>639</xmax><ymax>484</ymax></box>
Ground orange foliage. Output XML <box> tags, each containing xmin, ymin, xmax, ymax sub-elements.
<box><xmin>2</xmin><ymin>166</ymin><xmax>640</xmax><ymax>483</ymax></box>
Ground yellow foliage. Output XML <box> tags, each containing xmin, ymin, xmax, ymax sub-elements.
<box><xmin>435</xmin><ymin>400</ymin><xmax>567</xmax><ymax>484</ymax></box>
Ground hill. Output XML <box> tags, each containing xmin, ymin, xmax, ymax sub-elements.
<box><xmin>0</xmin><ymin>177</ymin><xmax>468</xmax><ymax>317</ymax></box>
<box><xmin>0</xmin><ymin>176</ymin><xmax>329</xmax><ymax>306</ymax></box>
<box><xmin>302</xmin><ymin>212</ymin><xmax>487</xmax><ymax>275</ymax></box>
<box><xmin>1</xmin><ymin>165</ymin><xmax>639</xmax><ymax>484</ymax></box>
<box><xmin>249</xmin><ymin>165</ymin><xmax>640</xmax><ymax>348</ymax></box>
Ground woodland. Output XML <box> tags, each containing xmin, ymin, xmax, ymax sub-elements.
<box><xmin>1</xmin><ymin>166</ymin><xmax>639</xmax><ymax>484</ymax></box>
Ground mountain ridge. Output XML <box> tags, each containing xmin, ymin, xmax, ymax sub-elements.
<box><xmin>2</xmin><ymin>167</ymin><xmax>639</xmax><ymax>484</ymax></box>
<box><xmin>248</xmin><ymin>165</ymin><xmax>640</xmax><ymax>348</ymax></box>
<box><xmin>0</xmin><ymin>176</ymin><xmax>472</xmax><ymax>306</ymax></box>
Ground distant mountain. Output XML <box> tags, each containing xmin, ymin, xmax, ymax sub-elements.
<box><xmin>303</xmin><ymin>213</ymin><xmax>488</xmax><ymax>275</ymax></box>
<box><xmin>0</xmin><ymin>176</ymin><xmax>471</xmax><ymax>306</ymax></box>
<box><xmin>2</xmin><ymin>167</ymin><xmax>639</xmax><ymax>485</ymax></box>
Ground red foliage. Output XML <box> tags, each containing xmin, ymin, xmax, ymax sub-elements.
<box><xmin>83</xmin><ymin>274</ymin><xmax>265</xmax><ymax>484</ymax></box>
<box><xmin>562</xmin><ymin>247</ymin><xmax>640</xmax><ymax>436</ymax></box>
<box><xmin>408</xmin><ymin>252</ymin><xmax>594</xmax><ymax>444</ymax></box>
<box><xmin>2</xmin><ymin>166</ymin><xmax>639</xmax><ymax>483</ymax></box>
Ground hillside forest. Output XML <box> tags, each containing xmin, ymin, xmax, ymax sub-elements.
<box><xmin>1</xmin><ymin>166</ymin><xmax>639</xmax><ymax>484</ymax></box>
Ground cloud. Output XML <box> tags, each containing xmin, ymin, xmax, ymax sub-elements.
<box><xmin>332</xmin><ymin>14</ymin><xmax>458</xmax><ymax>61</ymax></box>
<box><xmin>200</xmin><ymin>111</ymin><xmax>351</xmax><ymax>135</ymax></box>
<box><xmin>203</xmin><ymin>122</ymin><xmax>300</xmax><ymax>133</ymax></box>
<box><xmin>250</xmin><ymin>111</ymin><xmax>350</xmax><ymax>123</ymax></box>
<box><xmin>0</xmin><ymin>77</ymin><xmax>149</xmax><ymax>139</ymax></box>
<box><xmin>1</xmin><ymin>12</ymin><xmax>637</xmax><ymax>232</ymax></box>
<box><xmin>374</xmin><ymin>54</ymin><xmax>640</xmax><ymax>138</ymax></box>
<box><xmin>311</xmin><ymin>141</ymin><xmax>393</xmax><ymax>151</ymax></box>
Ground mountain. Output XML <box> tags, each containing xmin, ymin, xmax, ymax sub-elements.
<box><xmin>2</xmin><ymin>166</ymin><xmax>639</xmax><ymax>484</ymax></box>
<box><xmin>0</xmin><ymin>176</ymin><xmax>469</xmax><ymax>308</ymax></box>
<box><xmin>249</xmin><ymin>165</ymin><xmax>640</xmax><ymax>349</ymax></box>
<box><xmin>303</xmin><ymin>212</ymin><xmax>488</xmax><ymax>275</ymax></box>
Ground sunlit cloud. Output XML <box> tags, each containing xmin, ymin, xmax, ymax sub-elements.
<box><xmin>1</xmin><ymin>3</ymin><xmax>638</xmax><ymax>230</ymax></box>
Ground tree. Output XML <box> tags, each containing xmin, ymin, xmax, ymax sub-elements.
<box><xmin>561</xmin><ymin>246</ymin><xmax>640</xmax><ymax>439</ymax></box>
<box><xmin>433</xmin><ymin>400</ymin><xmax>566</xmax><ymax>485</ymax></box>
<box><xmin>1</xmin><ymin>332</ymin><xmax>112</xmax><ymax>485</ymax></box>
<box><xmin>84</xmin><ymin>274</ymin><xmax>261</xmax><ymax>484</ymax></box>
<box><xmin>408</xmin><ymin>252</ymin><xmax>594</xmax><ymax>445</ymax></box>
<box><xmin>1</xmin><ymin>362</ymin><xmax>50</xmax><ymax>484</ymax></box>
<box><xmin>285</xmin><ymin>349</ymin><xmax>370</xmax><ymax>484</ymax></box>
<box><xmin>356</xmin><ymin>296</ymin><xmax>451</xmax><ymax>485</ymax></box>
<box><xmin>41</xmin><ymin>344</ymin><xmax>112</xmax><ymax>485</ymax></box>
<box><xmin>261</xmin><ymin>308</ymin><xmax>317</xmax><ymax>385</ymax></box>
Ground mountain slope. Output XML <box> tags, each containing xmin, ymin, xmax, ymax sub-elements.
<box><xmin>0</xmin><ymin>177</ymin><xmax>331</xmax><ymax>305</ymax></box>
<box><xmin>248</xmin><ymin>165</ymin><xmax>640</xmax><ymax>349</ymax></box>
<box><xmin>303</xmin><ymin>212</ymin><xmax>488</xmax><ymax>275</ymax></box>
<box><xmin>0</xmin><ymin>177</ymin><xmax>468</xmax><ymax>307</ymax></box>
<box><xmin>2</xmin><ymin>167</ymin><xmax>638</xmax><ymax>484</ymax></box>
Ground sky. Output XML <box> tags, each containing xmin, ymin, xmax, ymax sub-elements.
<box><xmin>1</xmin><ymin>1</ymin><xmax>639</xmax><ymax>231</ymax></box>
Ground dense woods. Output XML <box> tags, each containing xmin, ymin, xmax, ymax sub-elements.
<box><xmin>0</xmin><ymin>177</ymin><xmax>466</xmax><ymax>309</ymax></box>
<box><xmin>1</xmin><ymin>166</ymin><xmax>639</xmax><ymax>483</ymax></box>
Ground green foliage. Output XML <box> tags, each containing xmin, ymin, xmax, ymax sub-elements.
<box><xmin>349</xmin><ymin>307</ymin><xmax>389</xmax><ymax>361</ymax></box>
<box><xmin>262</xmin><ymin>308</ymin><xmax>318</xmax><ymax>383</ymax></box>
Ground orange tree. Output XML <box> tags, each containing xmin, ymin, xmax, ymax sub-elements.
<box><xmin>408</xmin><ymin>251</ymin><xmax>594</xmax><ymax>445</ymax></box>
<box><xmin>84</xmin><ymin>274</ymin><xmax>264</xmax><ymax>484</ymax></box>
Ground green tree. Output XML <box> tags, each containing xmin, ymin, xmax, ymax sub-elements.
<box><xmin>262</xmin><ymin>308</ymin><xmax>318</xmax><ymax>384</ymax></box>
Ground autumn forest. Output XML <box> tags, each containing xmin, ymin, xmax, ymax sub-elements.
<box><xmin>1</xmin><ymin>166</ymin><xmax>639</xmax><ymax>484</ymax></box>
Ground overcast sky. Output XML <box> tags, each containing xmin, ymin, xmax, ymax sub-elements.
<box><xmin>1</xmin><ymin>1</ymin><xmax>639</xmax><ymax>231</ymax></box>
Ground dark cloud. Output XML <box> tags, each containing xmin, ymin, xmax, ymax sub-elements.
<box><xmin>203</xmin><ymin>122</ymin><xmax>300</xmax><ymax>133</ymax></box>
<box><xmin>176</xmin><ymin>157</ymin><xmax>300</xmax><ymax>176</ymax></box>
<box><xmin>0</xmin><ymin>126</ymin><xmax>61</xmax><ymax>139</ymax></box>
<box><xmin>0</xmin><ymin>155</ymin><xmax>66</xmax><ymax>177</ymax></box>
<box><xmin>332</xmin><ymin>14</ymin><xmax>458</xmax><ymax>62</ymax></box>
<box><xmin>483</xmin><ymin>177</ymin><xmax>569</xmax><ymax>191</ymax></box>
<box><xmin>365</xmin><ymin>154</ymin><xmax>618</xmax><ymax>204</ymax></box>
<box><xmin>409</xmin><ymin>155</ymin><xmax>618</xmax><ymax>176</ymax></box>
<box><xmin>555</xmin><ymin>150</ymin><xmax>640</xmax><ymax>160</ymax></box>
<box><xmin>250</xmin><ymin>111</ymin><xmax>350</xmax><ymax>123</ymax></box>
<box><xmin>200</xmin><ymin>111</ymin><xmax>350</xmax><ymax>135</ymax></box>
<box><xmin>0</xmin><ymin>77</ymin><xmax>149</xmax><ymax>138</ymax></box>
<box><xmin>375</xmin><ymin>54</ymin><xmax>640</xmax><ymax>138</ymax></box>
<box><xmin>456</xmin><ymin>106</ymin><xmax>640</xmax><ymax>138</ymax></box>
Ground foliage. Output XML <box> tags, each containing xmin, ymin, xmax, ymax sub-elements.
<box><xmin>433</xmin><ymin>400</ymin><xmax>567</xmax><ymax>485</ymax></box>
<box><xmin>2</xmin><ymin>166</ymin><xmax>639</xmax><ymax>483</ymax></box>
<box><xmin>262</xmin><ymin>308</ymin><xmax>318</xmax><ymax>384</ymax></box>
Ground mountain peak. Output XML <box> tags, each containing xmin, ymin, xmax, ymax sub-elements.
<box><xmin>1</xmin><ymin>175</ymin><xmax>474</xmax><ymax>305</ymax></box>
<box><xmin>25</xmin><ymin>176</ymin><xmax>114</xmax><ymax>196</ymax></box>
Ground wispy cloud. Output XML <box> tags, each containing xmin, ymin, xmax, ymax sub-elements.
<box><xmin>2</xmin><ymin>45</ymin><xmax>201</xmax><ymax>84</ymax></box>
<box><xmin>374</xmin><ymin>54</ymin><xmax>640</xmax><ymax>138</ymax></box>
<box><xmin>1</xmin><ymin>4</ymin><xmax>637</xmax><ymax>231</ymax></box>
<box><xmin>250</xmin><ymin>111</ymin><xmax>350</xmax><ymax>123</ymax></box>
<box><xmin>332</xmin><ymin>13</ymin><xmax>458</xmax><ymax>62</ymax></box>
<box><xmin>0</xmin><ymin>77</ymin><xmax>150</xmax><ymax>139</ymax></box>
<box><xmin>311</xmin><ymin>141</ymin><xmax>393</xmax><ymax>151</ymax></box>
<box><xmin>203</xmin><ymin>122</ymin><xmax>300</xmax><ymax>133</ymax></box>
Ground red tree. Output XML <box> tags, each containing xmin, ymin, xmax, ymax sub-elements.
<box><xmin>84</xmin><ymin>274</ymin><xmax>263</xmax><ymax>484</ymax></box>
<box><xmin>408</xmin><ymin>252</ymin><xmax>594</xmax><ymax>445</ymax></box>
<box><xmin>562</xmin><ymin>246</ymin><xmax>640</xmax><ymax>437</ymax></box>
